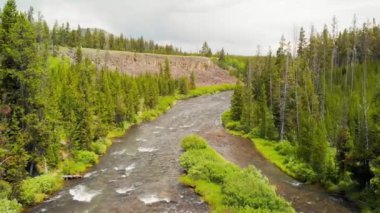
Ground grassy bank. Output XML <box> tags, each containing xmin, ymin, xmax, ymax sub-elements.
<box><xmin>12</xmin><ymin>84</ymin><xmax>234</xmax><ymax>212</ymax></box>
<box><xmin>221</xmin><ymin>110</ymin><xmax>318</xmax><ymax>183</ymax></box>
<box><xmin>179</xmin><ymin>84</ymin><xmax>235</xmax><ymax>99</ymax></box>
<box><xmin>179</xmin><ymin>135</ymin><xmax>295</xmax><ymax>213</ymax></box>
<box><xmin>221</xmin><ymin>111</ymin><xmax>374</xmax><ymax>211</ymax></box>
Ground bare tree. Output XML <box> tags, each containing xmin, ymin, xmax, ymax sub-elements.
<box><xmin>279</xmin><ymin>38</ymin><xmax>290</xmax><ymax>141</ymax></box>
<box><xmin>268</xmin><ymin>47</ymin><xmax>273</xmax><ymax>111</ymax></box>
<box><xmin>293</xmin><ymin>26</ymin><xmax>300</xmax><ymax>138</ymax></box>
<box><xmin>331</xmin><ymin>16</ymin><xmax>338</xmax><ymax>89</ymax></box>
<box><xmin>351</xmin><ymin>14</ymin><xmax>357</xmax><ymax>92</ymax></box>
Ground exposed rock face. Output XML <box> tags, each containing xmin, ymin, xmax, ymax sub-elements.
<box><xmin>62</xmin><ymin>47</ymin><xmax>236</xmax><ymax>86</ymax></box>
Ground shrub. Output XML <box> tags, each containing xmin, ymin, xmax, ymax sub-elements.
<box><xmin>181</xmin><ymin>135</ymin><xmax>207</xmax><ymax>150</ymax></box>
<box><xmin>0</xmin><ymin>199</ymin><xmax>22</xmax><ymax>213</ymax></box>
<box><xmin>222</xmin><ymin>112</ymin><xmax>241</xmax><ymax>130</ymax></box>
<box><xmin>180</xmin><ymin>149</ymin><xmax>219</xmax><ymax>170</ymax></box>
<box><xmin>74</xmin><ymin>150</ymin><xmax>99</xmax><ymax>165</ymax></box>
<box><xmin>222</xmin><ymin>167</ymin><xmax>293</xmax><ymax>212</ymax></box>
<box><xmin>61</xmin><ymin>159</ymin><xmax>87</xmax><ymax>174</ymax></box>
<box><xmin>285</xmin><ymin>159</ymin><xmax>317</xmax><ymax>182</ymax></box>
<box><xmin>188</xmin><ymin>161</ymin><xmax>237</xmax><ymax>184</ymax></box>
<box><xmin>90</xmin><ymin>141</ymin><xmax>107</xmax><ymax>155</ymax></box>
<box><xmin>19</xmin><ymin>174</ymin><xmax>63</xmax><ymax>205</ymax></box>
<box><xmin>179</xmin><ymin>135</ymin><xmax>295</xmax><ymax>213</ymax></box>
<box><xmin>0</xmin><ymin>180</ymin><xmax>12</xmax><ymax>199</ymax></box>
<box><xmin>274</xmin><ymin>141</ymin><xmax>295</xmax><ymax>156</ymax></box>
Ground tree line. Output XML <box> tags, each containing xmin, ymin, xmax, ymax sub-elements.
<box><xmin>230</xmin><ymin>17</ymin><xmax>380</xmax><ymax>210</ymax></box>
<box><xmin>26</xmin><ymin>6</ymin><xmax>223</xmax><ymax>58</ymax></box>
<box><xmin>23</xmin><ymin>5</ymin><xmax>190</xmax><ymax>56</ymax></box>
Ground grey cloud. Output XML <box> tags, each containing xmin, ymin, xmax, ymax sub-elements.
<box><xmin>4</xmin><ymin>0</ymin><xmax>380</xmax><ymax>55</ymax></box>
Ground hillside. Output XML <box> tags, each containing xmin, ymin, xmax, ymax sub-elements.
<box><xmin>61</xmin><ymin>47</ymin><xmax>236</xmax><ymax>86</ymax></box>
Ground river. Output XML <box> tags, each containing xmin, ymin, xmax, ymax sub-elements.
<box><xmin>30</xmin><ymin>91</ymin><xmax>356</xmax><ymax>213</ymax></box>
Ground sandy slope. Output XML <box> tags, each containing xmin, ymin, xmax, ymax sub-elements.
<box><xmin>61</xmin><ymin>47</ymin><xmax>236</xmax><ymax>86</ymax></box>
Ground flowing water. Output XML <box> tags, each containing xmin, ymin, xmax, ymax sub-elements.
<box><xmin>30</xmin><ymin>92</ymin><xmax>356</xmax><ymax>213</ymax></box>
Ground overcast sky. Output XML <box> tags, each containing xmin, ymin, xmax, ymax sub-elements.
<box><xmin>4</xmin><ymin>0</ymin><xmax>380</xmax><ymax>55</ymax></box>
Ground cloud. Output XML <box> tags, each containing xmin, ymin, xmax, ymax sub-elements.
<box><xmin>3</xmin><ymin>0</ymin><xmax>380</xmax><ymax>55</ymax></box>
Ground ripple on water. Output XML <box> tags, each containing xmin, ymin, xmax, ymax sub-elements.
<box><xmin>125</xmin><ymin>163</ymin><xmax>136</xmax><ymax>172</ymax></box>
<box><xmin>138</xmin><ymin>147</ymin><xmax>157</xmax><ymax>152</ymax></box>
<box><xmin>285</xmin><ymin>180</ymin><xmax>303</xmax><ymax>187</ymax></box>
<box><xmin>45</xmin><ymin>193</ymin><xmax>63</xmax><ymax>202</ymax></box>
<box><xmin>83</xmin><ymin>171</ymin><xmax>98</xmax><ymax>178</ymax></box>
<box><xmin>180</xmin><ymin>124</ymin><xmax>193</xmax><ymax>128</ymax></box>
<box><xmin>111</xmin><ymin>149</ymin><xmax>126</xmax><ymax>155</ymax></box>
<box><xmin>115</xmin><ymin>186</ymin><xmax>135</xmax><ymax>194</ymax></box>
<box><xmin>139</xmin><ymin>194</ymin><xmax>170</xmax><ymax>204</ymax></box>
<box><xmin>125</xmin><ymin>163</ymin><xmax>136</xmax><ymax>176</ymax></box>
<box><xmin>69</xmin><ymin>185</ymin><xmax>102</xmax><ymax>202</ymax></box>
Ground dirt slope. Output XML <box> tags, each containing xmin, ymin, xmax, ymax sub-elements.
<box><xmin>61</xmin><ymin>47</ymin><xmax>236</xmax><ymax>86</ymax></box>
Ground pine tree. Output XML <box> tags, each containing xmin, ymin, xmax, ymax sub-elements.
<box><xmin>336</xmin><ymin>126</ymin><xmax>352</xmax><ymax>175</ymax></box>
<box><xmin>218</xmin><ymin>48</ymin><xmax>225</xmax><ymax>62</ymax></box>
<box><xmin>178</xmin><ymin>77</ymin><xmax>189</xmax><ymax>95</ymax></box>
<box><xmin>189</xmin><ymin>71</ymin><xmax>196</xmax><ymax>90</ymax></box>
<box><xmin>311</xmin><ymin>121</ymin><xmax>328</xmax><ymax>173</ymax></box>
<box><xmin>370</xmin><ymin>86</ymin><xmax>380</xmax><ymax>195</ymax></box>
<box><xmin>75</xmin><ymin>46</ymin><xmax>82</xmax><ymax>64</ymax></box>
<box><xmin>0</xmin><ymin>0</ymin><xmax>40</xmax><ymax>181</ymax></box>
<box><xmin>200</xmin><ymin>41</ymin><xmax>212</xmax><ymax>57</ymax></box>
<box><xmin>231</xmin><ymin>82</ymin><xmax>242</xmax><ymax>121</ymax></box>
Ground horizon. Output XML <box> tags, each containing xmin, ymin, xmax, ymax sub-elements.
<box><xmin>4</xmin><ymin>0</ymin><xmax>380</xmax><ymax>55</ymax></box>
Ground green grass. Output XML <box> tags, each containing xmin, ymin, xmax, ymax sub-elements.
<box><xmin>0</xmin><ymin>199</ymin><xmax>22</xmax><ymax>213</ymax></box>
<box><xmin>179</xmin><ymin>135</ymin><xmax>295</xmax><ymax>213</ymax></box>
<box><xmin>251</xmin><ymin>138</ymin><xmax>298</xmax><ymax>179</ymax></box>
<box><xmin>180</xmin><ymin>176</ymin><xmax>224</xmax><ymax>211</ymax></box>
<box><xmin>222</xmin><ymin>110</ymin><xmax>317</xmax><ymax>183</ymax></box>
<box><xmin>179</xmin><ymin>84</ymin><xmax>235</xmax><ymax>99</ymax></box>
<box><xmin>19</xmin><ymin>174</ymin><xmax>64</xmax><ymax>205</ymax></box>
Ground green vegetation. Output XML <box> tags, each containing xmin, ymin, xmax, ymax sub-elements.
<box><xmin>180</xmin><ymin>84</ymin><xmax>235</xmax><ymax>99</ymax></box>
<box><xmin>0</xmin><ymin>1</ymin><xmax>234</xmax><ymax>210</ymax></box>
<box><xmin>225</xmin><ymin>21</ymin><xmax>380</xmax><ymax>211</ymax></box>
<box><xmin>179</xmin><ymin>135</ymin><xmax>294</xmax><ymax>213</ymax></box>
<box><xmin>19</xmin><ymin>174</ymin><xmax>63</xmax><ymax>205</ymax></box>
<box><xmin>0</xmin><ymin>199</ymin><xmax>22</xmax><ymax>213</ymax></box>
<box><xmin>223</xmin><ymin>110</ymin><xmax>316</xmax><ymax>182</ymax></box>
<box><xmin>213</xmin><ymin>55</ymin><xmax>248</xmax><ymax>78</ymax></box>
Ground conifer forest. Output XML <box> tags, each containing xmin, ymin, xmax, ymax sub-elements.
<box><xmin>0</xmin><ymin>0</ymin><xmax>379</xmax><ymax>212</ymax></box>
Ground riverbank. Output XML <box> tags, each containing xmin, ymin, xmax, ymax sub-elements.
<box><xmin>179</xmin><ymin>135</ymin><xmax>295</xmax><ymax>212</ymax></box>
<box><xmin>220</xmin><ymin>110</ymin><xmax>360</xmax><ymax>212</ymax></box>
<box><xmin>14</xmin><ymin>85</ymin><xmax>234</xmax><ymax>212</ymax></box>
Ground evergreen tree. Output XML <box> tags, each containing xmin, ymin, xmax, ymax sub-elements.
<box><xmin>336</xmin><ymin>126</ymin><xmax>352</xmax><ymax>175</ymax></box>
<box><xmin>200</xmin><ymin>41</ymin><xmax>212</xmax><ymax>57</ymax></box>
<box><xmin>189</xmin><ymin>71</ymin><xmax>196</xmax><ymax>90</ymax></box>
<box><xmin>178</xmin><ymin>77</ymin><xmax>189</xmax><ymax>95</ymax></box>
<box><xmin>230</xmin><ymin>82</ymin><xmax>243</xmax><ymax>121</ymax></box>
<box><xmin>218</xmin><ymin>48</ymin><xmax>225</xmax><ymax>62</ymax></box>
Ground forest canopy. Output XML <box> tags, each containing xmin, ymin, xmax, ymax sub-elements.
<box><xmin>228</xmin><ymin>18</ymin><xmax>380</xmax><ymax>211</ymax></box>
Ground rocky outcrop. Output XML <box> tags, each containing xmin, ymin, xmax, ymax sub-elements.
<box><xmin>62</xmin><ymin>47</ymin><xmax>236</xmax><ymax>86</ymax></box>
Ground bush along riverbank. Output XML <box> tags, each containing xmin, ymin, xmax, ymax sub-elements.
<box><xmin>222</xmin><ymin>110</ymin><xmax>316</xmax><ymax>182</ymax></box>
<box><xmin>179</xmin><ymin>135</ymin><xmax>295</xmax><ymax>213</ymax></box>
